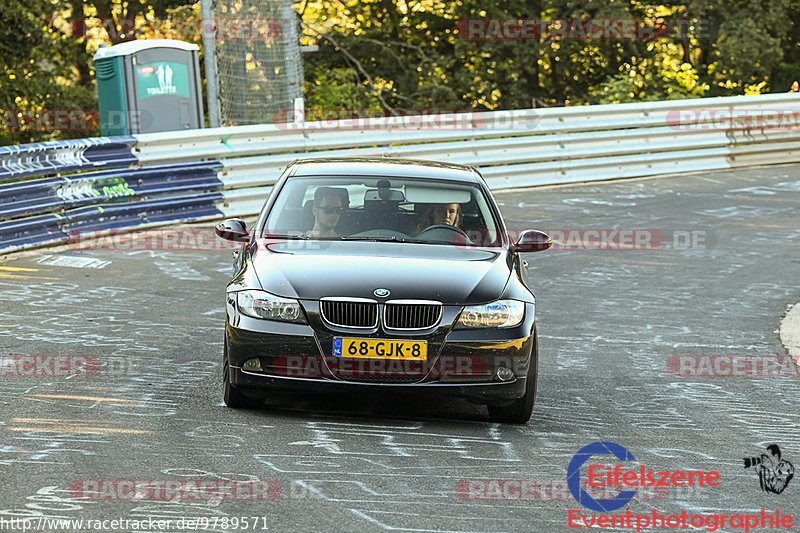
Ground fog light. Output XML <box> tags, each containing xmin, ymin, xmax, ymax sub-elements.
<box><xmin>496</xmin><ymin>367</ymin><xmax>515</xmax><ymax>381</ymax></box>
<box><xmin>243</xmin><ymin>358</ymin><xmax>263</xmax><ymax>372</ymax></box>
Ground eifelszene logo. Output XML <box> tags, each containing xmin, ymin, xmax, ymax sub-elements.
<box><xmin>567</xmin><ymin>441</ymin><xmax>638</xmax><ymax>512</ymax></box>
<box><xmin>567</xmin><ymin>441</ymin><xmax>721</xmax><ymax>512</ymax></box>
<box><xmin>743</xmin><ymin>444</ymin><xmax>794</xmax><ymax>494</ymax></box>
<box><xmin>567</xmin><ymin>442</ymin><xmax>796</xmax><ymax>531</ymax></box>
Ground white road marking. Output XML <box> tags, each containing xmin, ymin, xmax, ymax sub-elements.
<box><xmin>36</xmin><ymin>255</ymin><xmax>111</xmax><ymax>269</ymax></box>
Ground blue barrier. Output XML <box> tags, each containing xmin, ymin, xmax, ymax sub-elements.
<box><xmin>0</xmin><ymin>162</ymin><xmax>223</xmax><ymax>220</ymax></box>
<box><xmin>0</xmin><ymin>213</ymin><xmax>67</xmax><ymax>252</ymax></box>
<box><xmin>64</xmin><ymin>193</ymin><xmax>223</xmax><ymax>237</ymax></box>
<box><xmin>0</xmin><ymin>193</ymin><xmax>224</xmax><ymax>253</ymax></box>
<box><xmin>0</xmin><ymin>133</ymin><xmax>228</xmax><ymax>253</ymax></box>
<box><xmin>0</xmin><ymin>137</ymin><xmax>137</xmax><ymax>182</ymax></box>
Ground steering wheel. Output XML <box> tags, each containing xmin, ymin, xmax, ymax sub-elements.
<box><xmin>349</xmin><ymin>229</ymin><xmax>410</xmax><ymax>239</ymax></box>
<box><xmin>416</xmin><ymin>224</ymin><xmax>473</xmax><ymax>245</ymax></box>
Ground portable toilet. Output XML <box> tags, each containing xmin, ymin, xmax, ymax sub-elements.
<box><xmin>93</xmin><ymin>39</ymin><xmax>204</xmax><ymax>135</ymax></box>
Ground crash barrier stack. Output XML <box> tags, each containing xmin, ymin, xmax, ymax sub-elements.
<box><xmin>2</xmin><ymin>93</ymin><xmax>800</xmax><ymax>253</ymax></box>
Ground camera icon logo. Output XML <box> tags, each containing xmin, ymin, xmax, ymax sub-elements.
<box><xmin>743</xmin><ymin>444</ymin><xmax>794</xmax><ymax>494</ymax></box>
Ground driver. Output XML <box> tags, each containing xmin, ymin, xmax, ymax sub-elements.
<box><xmin>412</xmin><ymin>203</ymin><xmax>461</xmax><ymax>236</ymax></box>
<box><xmin>307</xmin><ymin>187</ymin><xmax>344</xmax><ymax>238</ymax></box>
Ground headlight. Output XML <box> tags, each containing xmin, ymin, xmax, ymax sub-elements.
<box><xmin>456</xmin><ymin>300</ymin><xmax>526</xmax><ymax>328</ymax></box>
<box><xmin>236</xmin><ymin>290</ymin><xmax>306</xmax><ymax>323</ymax></box>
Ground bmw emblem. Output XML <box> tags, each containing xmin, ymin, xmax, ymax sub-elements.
<box><xmin>374</xmin><ymin>288</ymin><xmax>390</xmax><ymax>297</ymax></box>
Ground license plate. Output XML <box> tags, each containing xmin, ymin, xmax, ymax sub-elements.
<box><xmin>333</xmin><ymin>338</ymin><xmax>427</xmax><ymax>360</ymax></box>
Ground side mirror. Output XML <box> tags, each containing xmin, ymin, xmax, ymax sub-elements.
<box><xmin>511</xmin><ymin>230</ymin><xmax>552</xmax><ymax>253</ymax></box>
<box><xmin>215</xmin><ymin>219</ymin><xmax>250</xmax><ymax>242</ymax></box>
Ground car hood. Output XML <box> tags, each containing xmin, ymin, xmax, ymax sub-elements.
<box><xmin>249</xmin><ymin>240</ymin><xmax>511</xmax><ymax>304</ymax></box>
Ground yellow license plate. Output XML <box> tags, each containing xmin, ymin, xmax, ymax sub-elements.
<box><xmin>333</xmin><ymin>338</ymin><xmax>427</xmax><ymax>360</ymax></box>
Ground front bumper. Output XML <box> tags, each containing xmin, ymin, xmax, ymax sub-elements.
<box><xmin>225</xmin><ymin>301</ymin><xmax>536</xmax><ymax>402</ymax></box>
<box><xmin>229</xmin><ymin>365</ymin><xmax>528</xmax><ymax>401</ymax></box>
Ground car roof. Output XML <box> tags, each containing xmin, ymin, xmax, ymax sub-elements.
<box><xmin>286</xmin><ymin>157</ymin><xmax>484</xmax><ymax>184</ymax></box>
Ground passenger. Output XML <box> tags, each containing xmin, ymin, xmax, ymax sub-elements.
<box><xmin>412</xmin><ymin>203</ymin><xmax>461</xmax><ymax>236</ymax></box>
<box><xmin>307</xmin><ymin>187</ymin><xmax>344</xmax><ymax>238</ymax></box>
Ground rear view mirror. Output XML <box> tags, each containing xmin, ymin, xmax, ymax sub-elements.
<box><xmin>364</xmin><ymin>189</ymin><xmax>405</xmax><ymax>202</ymax></box>
<box><xmin>511</xmin><ymin>230</ymin><xmax>552</xmax><ymax>253</ymax></box>
<box><xmin>215</xmin><ymin>219</ymin><xmax>249</xmax><ymax>242</ymax></box>
<box><xmin>404</xmin><ymin>185</ymin><xmax>472</xmax><ymax>204</ymax></box>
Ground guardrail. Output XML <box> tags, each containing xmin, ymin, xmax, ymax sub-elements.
<box><xmin>2</xmin><ymin>93</ymin><xmax>800</xmax><ymax>254</ymax></box>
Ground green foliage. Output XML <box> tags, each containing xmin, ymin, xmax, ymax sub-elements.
<box><xmin>3</xmin><ymin>0</ymin><xmax>800</xmax><ymax>145</ymax></box>
<box><xmin>304</xmin><ymin>67</ymin><xmax>381</xmax><ymax>112</ymax></box>
<box><xmin>300</xmin><ymin>0</ymin><xmax>800</xmax><ymax>113</ymax></box>
<box><xmin>591</xmin><ymin>62</ymin><xmax>708</xmax><ymax>104</ymax></box>
<box><xmin>0</xmin><ymin>0</ymin><xmax>96</xmax><ymax>145</ymax></box>
<box><xmin>0</xmin><ymin>0</ymin><xmax>192</xmax><ymax>145</ymax></box>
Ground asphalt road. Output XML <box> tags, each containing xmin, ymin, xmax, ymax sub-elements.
<box><xmin>1</xmin><ymin>164</ymin><xmax>799</xmax><ymax>532</ymax></box>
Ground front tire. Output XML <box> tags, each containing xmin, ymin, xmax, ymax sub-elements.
<box><xmin>488</xmin><ymin>328</ymin><xmax>538</xmax><ymax>423</ymax></box>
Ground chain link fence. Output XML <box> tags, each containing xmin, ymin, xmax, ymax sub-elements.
<box><xmin>210</xmin><ymin>0</ymin><xmax>303</xmax><ymax>126</ymax></box>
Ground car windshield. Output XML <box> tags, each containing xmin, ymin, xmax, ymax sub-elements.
<box><xmin>260</xmin><ymin>175</ymin><xmax>502</xmax><ymax>246</ymax></box>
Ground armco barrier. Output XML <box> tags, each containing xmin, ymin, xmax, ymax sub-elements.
<box><xmin>0</xmin><ymin>213</ymin><xmax>68</xmax><ymax>251</ymax></box>
<box><xmin>0</xmin><ymin>162</ymin><xmax>222</xmax><ymax>219</ymax></box>
<box><xmin>63</xmin><ymin>193</ymin><xmax>223</xmax><ymax>236</ymax></box>
<box><xmin>2</xmin><ymin>93</ymin><xmax>800</xmax><ymax>254</ymax></box>
<box><xmin>0</xmin><ymin>194</ymin><xmax>224</xmax><ymax>255</ymax></box>
<box><xmin>0</xmin><ymin>137</ymin><xmax>137</xmax><ymax>181</ymax></box>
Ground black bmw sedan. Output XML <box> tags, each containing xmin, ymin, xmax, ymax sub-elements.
<box><xmin>215</xmin><ymin>158</ymin><xmax>551</xmax><ymax>423</ymax></box>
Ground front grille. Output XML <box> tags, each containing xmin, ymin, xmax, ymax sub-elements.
<box><xmin>384</xmin><ymin>301</ymin><xmax>442</xmax><ymax>330</ymax></box>
<box><xmin>320</xmin><ymin>299</ymin><xmax>378</xmax><ymax>328</ymax></box>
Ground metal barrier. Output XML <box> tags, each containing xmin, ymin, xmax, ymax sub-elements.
<box><xmin>2</xmin><ymin>93</ymin><xmax>800</xmax><ymax>254</ymax></box>
<box><xmin>0</xmin><ymin>137</ymin><xmax>138</xmax><ymax>181</ymax></box>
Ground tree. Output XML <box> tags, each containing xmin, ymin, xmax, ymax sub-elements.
<box><xmin>0</xmin><ymin>0</ymin><xmax>97</xmax><ymax>145</ymax></box>
<box><xmin>299</xmin><ymin>0</ymin><xmax>800</xmax><ymax>113</ymax></box>
<box><xmin>0</xmin><ymin>0</ymin><xmax>195</xmax><ymax>145</ymax></box>
<box><xmin>3</xmin><ymin>0</ymin><xmax>799</xmax><ymax>145</ymax></box>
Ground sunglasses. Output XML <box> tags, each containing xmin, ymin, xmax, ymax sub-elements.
<box><xmin>320</xmin><ymin>206</ymin><xmax>343</xmax><ymax>215</ymax></box>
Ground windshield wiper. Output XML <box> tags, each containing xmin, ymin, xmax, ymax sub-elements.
<box><xmin>340</xmin><ymin>236</ymin><xmax>462</xmax><ymax>245</ymax></box>
<box><xmin>259</xmin><ymin>234</ymin><xmax>309</xmax><ymax>240</ymax></box>
<box><xmin>339</xmin><ymin>236</ymin><xmax>409</xmax><ymax>242</ymax></box>
<box><xmin>405</xmin><ymin>239</ymin><xmax>456</xmax><ymax>245</ymax></box>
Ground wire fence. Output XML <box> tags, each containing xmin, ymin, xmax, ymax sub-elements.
<box><xmin>211</xmin><ymin>0</ymin><xmax>303</xmax><ymax>126</ymax></box>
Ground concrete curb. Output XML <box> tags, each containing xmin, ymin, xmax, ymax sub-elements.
<box><xmin>779</xmin><ymin>302</ymin><xmax>800</xmax><ymax>365</ymax></box>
